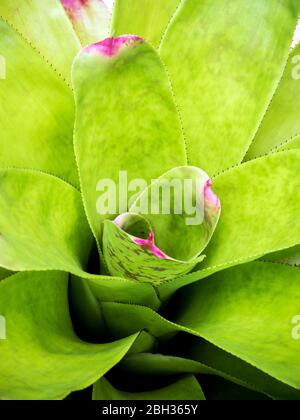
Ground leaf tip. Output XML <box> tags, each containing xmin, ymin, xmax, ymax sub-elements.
<box><xmin>83</xmin><ymin>35</ymin><xmax>144</xmax><ymax>57</ymax></box>
<box><xmin>204</xmin><ymin>179</ymin><xmax>221</xmax><ymax>212</ymax></box>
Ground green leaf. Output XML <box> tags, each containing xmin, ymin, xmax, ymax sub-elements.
<box><xmin>112</xmin><ymin>0</ymin><xmax>180</xmax><ymax>47</ymax></box>
<box><xmin>120</xmin><ymin>350</ymin><xmax>300</xmax><ymax>400</ymax></box>
<box><xmin>93</xmin><ymin>375</ymin><xmax>205</xmax><ymax>400</ymax></box>
<box><xmin>160</xmin><ymin>0</ymin><xmax>300</xmax><ymax>175</ymax></box>
<box><xmin>0</xmin><ymin>169</ymin><xmax>93</xmax><ymax>273</ymax></box>
<box><xmin>173</xmin><ymin>262</ymin><xmax>300</xmax><ymax>389</ymax></box>
<box><xmin>0</xmin><ymin>166</ymin><xmax>161</xmax><ymax>308</ymax></box>
<box><xmin>172</xmin><ymin>336</ymin><xmax>300</xmax><ymax>400</ymax></box>
<box><xmin>0</xmin><ymin>268</ymin><xmax>12</xmax><ymax>281</ymax></box>
<box><xmin>262</xmin><ymin>245</ymin><xmax>300</xmax><ymax>267</ymax></box>
<box><xmin>276</xmin><ymin>134</ymin><xmax>300</xmax><ymax>153</ymax></box>
<box><xmin>246</xmin><ymin>44</ymin><xmax>300</xmax><ymax>159</ymax></box>
<box><xmin>61</xmin><ymin>0</ymin><xmax>112</xmax><ymax>46</ymax></box>
<box><xmin>73</xmin><ymin>37</ymin><xmax>186</xmax><ymax>240</ymax></box>
<box><xmin>99</xmin><ymin>298</ymin><xmax>300</xmax><ymax>398</ymax></box>
<box><xmin>202</xmin><ymin>149</ymin><xmax>300</xmax><ymax>271</ymax></box>
<box><xmin>119</xmin><ymin>353</ymin><xmax>213</xmax><ymax>376</ymax></box>
<box><xmin>0</xmin><ymin>18</ymin><xmax>78</xmax><ymax>187</ymax></box>
<box><xmin>102</xmin><ymin>166</ymin><xmax>220</xmax><ymax>283</ymax></box>
<box><xmin>0</xmin><ymin>271</ymin><xmax>138</xmax><ymax>400</ymax></box>
<box><xmin>200</xmin><ymin>376</ymin><xmax>269</xmax><ymax>401</ymax></box>
<box><xmin>86</xmin><ymin>275</ymin><xmax>161</xmax><ymax>310</ymax></box>
<box><xmin>158</xmin><ymin>149</ymin><xmax>300</xmax><ymax>297</ymax></box>
<box><xmin>0</xmin><ymin>0</ymin><xmax>80</xmax><ymax>84</ymax></box>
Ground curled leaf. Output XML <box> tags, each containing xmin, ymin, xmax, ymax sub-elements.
<box><xmin>102</xmin><ymin>166</ymin><xmax>221</xmax><ymax>283</ymax></box>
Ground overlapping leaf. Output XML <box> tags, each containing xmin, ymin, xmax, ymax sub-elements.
<box><xmin>73</xmin><ymin>37</ymin><xmax>186</xmax><ymax>240</ymax></box>
<box><xmin>61</xmin><ymin>0</ymin><xmax>111</xmax><ymax>46</ymax></box>
<box><xmin>246</xmin><ymin>44</ymin><xmax>300</xmax><ymax>159</ymax></box>
<box><xmin>0</xmin><ymin>0</ymin><xmax>80</xmax><ymax>83</ymax></box>
<box><xmin>0</xmin><ymin>271</ymin><xmax>138</xmax><ymax>400</ymax></box>
<box><xmin>158</xmin><ymin>149</ymin><xmax>300</xmax><ymax>297</ymax></box>
<box><xmin>0</xmin><ymin>18</ymin><xmax>78</xmax><ymax>186</ymax></box>
<box><xmin>119</xmin><ymin>349</ymin><xmax>300</xmax><ymax>400</ymax></box>
<box><xmin>93</xmin><ymin>375</ymin><xmax>205</xmax><ymax>400</ymax></box>
<box><xmin>173</xmin><ymin>262</ymin><xmax>300</xmax><ymax>389</ymax></box>
<box><xmin>112</xmin><ymin>0</ymin><xmax>180</xmax><ymax>47</ymax></box>
<box><xmin>160</xmin><ymin>0</ymin><xmax>300</xmax><ymax>174</ymax></box>
<box><xmin>102</xmin><ymin>166</ymin><xmax>220</xmax><ymax>283</ymax></box>
<box><xmin>0</xmin><ymin>169</ymin><xmax>93</xmax><ymax>273</ymax></box>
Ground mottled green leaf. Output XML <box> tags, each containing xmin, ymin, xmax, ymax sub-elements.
<box><xmin>120</xmin><ymin>350</ymin><xmax>300</xmax><ymax>400</ymax></box>
<box><xmin>74</xmin><ymin>273</ymin><xmax>161</xmax><ymax>314</ymax></box>
<box><xmin>100</xmin><ymin>295</ymin><xmax>300</xmax><ymax>398</ymax></box>
<box><xmin>102</xmin><ymin>166</ymin><xmax>220</xmax><ymax>283</ymax></box>
<box><xmin>100</xmin><ymin>262</ymin><xmax>300</xmax><ymax>387</ymax></box>
<box><xmin>246</xmin><ymin>44</ymin><xmax>300</xmax><ymax>159</ymax></box>
<box><xmin>0</xmin><ymin>167</ymin><xmax>161</xmax><ymax>307</ymax></box>
<box><xmin>112</xmin><ymin>0</ymin><xmax>180</xmax><ymax>47</ymax></box>
<box><xmin>0</xmin><ymin>169</ymin><xmax>93</xmax><ymax>273</ymax></box>
<box><xmin>0</xmin><ymin>268</ymin><xmax>12</xmax><ymax>281</ymax></box>
<box><xmin>0</xmin><ymin>0</ymin><xmax>80</xmax><ymax>83</ymax></box>
<box><xmin>93</xmin><ymin>375</ymin><xmax>205</xmax><ymax>400</ymax></box>
<box><xmin>73</xmin><ymin>37</ymin><xmax>186</xmax><ymax>240</ymax></box>
<box><xmin>160</xmin><ymin>0</ymin><xmax>300</xmax><ymax>174</ymax></box>
<box><xmin>276</xmin><ymin>134</ymin><xmax>300</xmax><ymax>153</ymax></box>
<box><xmin>200</xmin><ymin>376</ymin><xmax>269</xmax><ymax>401</ymax></box>
<box><xmin>202</xmin><ymin>150</ymin><xmax>300</xmax><ymax>272</ymax></box>
<box><xmin>61</xmin><ymin>0</ymin><xmax>111</xmax><ymax>46</ymax></box>
<box><xmin>262</xmin><ymin>245</ymin><xmax>300</xmax><ymax>267</ymax></box>
<box><xmin>173</xmin><ymin>262</ymin><xmax>300</xmax><ymax>389</ymax></box>
<box><xmin>0</xmin><ymin>18</ymin><xmax>78</xmax><ymax>187</ymax></box>
<box><xmin>173</xmin><ymin>336</ymin><xmax>300</xmax><ymax>400</ymax></box>
<box><xmin>0</xmin><ymin>271</ymin><xmax>138</xmax><ymax>400</ymax></box>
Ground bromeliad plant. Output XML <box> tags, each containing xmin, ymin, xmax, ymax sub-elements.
<box><xmin>0</xmin><ymin>0</ymin><xmax>300</xmax><ymax>400</ymax></box>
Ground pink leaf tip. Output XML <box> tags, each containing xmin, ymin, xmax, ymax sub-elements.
<box><xmin>133</xmin><ymin>231</ymin><xmax>169</xmax><ymax>260</ymax></box>
<box><xmin>204</xmin><ymin>179</ymin><xmax>221</xmax><ymax>211</ymax></box>
<box><xmin>84</xmin><ymin>35</ymin><xmax>144</xmax><ymax>57</ymax></box>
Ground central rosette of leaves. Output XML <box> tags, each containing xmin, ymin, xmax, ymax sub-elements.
<box><xmin>102</xmin><ymin>166</ymin><xmax>221</xmax><ymax>283</ymax></box>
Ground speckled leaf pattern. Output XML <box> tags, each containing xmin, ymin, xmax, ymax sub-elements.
<box><xmin>61</xmin><ymin>0</ymin><xmax>111</xmax><ymax>46</ymax></box>
<box><xmin>102</xmin><ymin>219</ymin><xmax>205</xmax><ymax>283</ymax></box>
<box><xmin>246</xmin><ymin>44</ymin><xmax>300</xmax><ymax>159</ymax></box>
<box><xmin>160</xmin><ymin>0</ymin><xmax>300</xmax><ymax>174</ymax></box>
